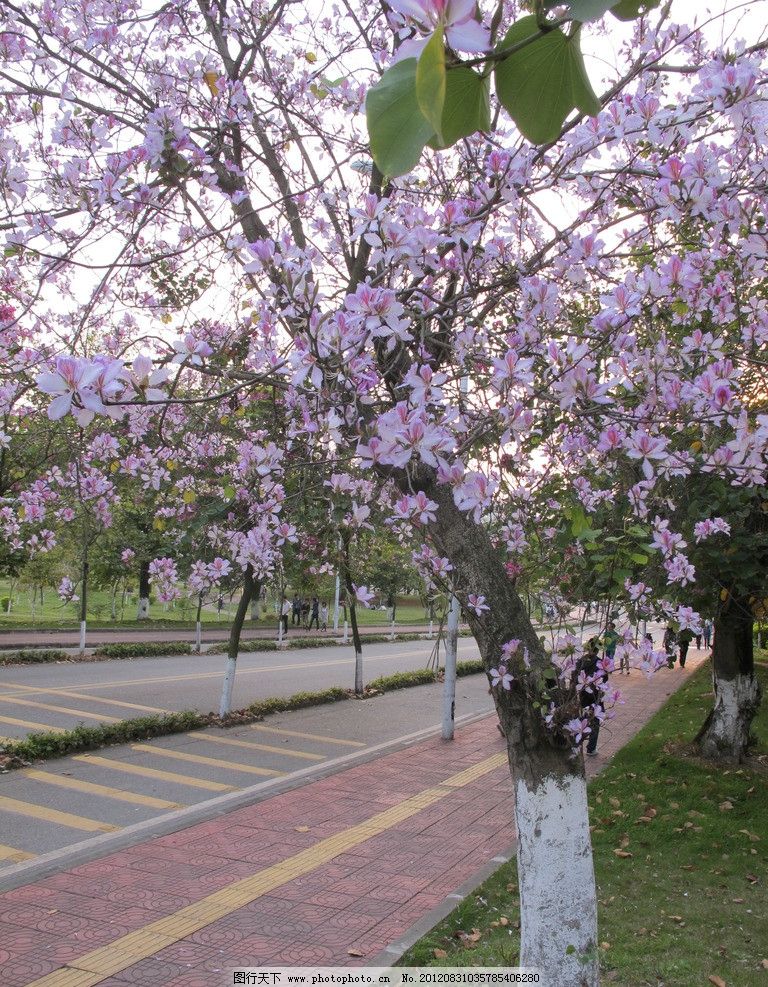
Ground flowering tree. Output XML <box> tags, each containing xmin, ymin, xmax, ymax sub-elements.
<box><xmin>2</xmin><ymin>0</ymin><xmax>768</xmax><ymax>980</ymax></box>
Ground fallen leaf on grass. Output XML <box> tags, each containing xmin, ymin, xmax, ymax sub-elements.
<box><xmin>731</xmin><ymin>898</ymin><xmax>745</xmax><ymax>904</ymax></box>
<box><xmin>669</xmin><ymin>915</ymin><xmax>684</xmax><ymax>922</ymax></box>
<box><xmin>707</xmin><ymin>976</ymin><xmax>726</xmax><ymax>987</ymax></box>
<box><xmin>433</xmin><ymin>949</ymin><xmax>447</xmax><ymax>959</ymax></box>
<box><xmin>499</xmin><ymin>916</ymin><xmax>509</xmax><ymax>926</ymax></box>
<box><xmin>613</xmin><ymin>849</ymin><xmax>633</xmax><ymax>858</ymax></box>
<box><xmin>738</xmin><ymin>829</ymin><xmax>760</xmax><ymax>842</ymax></box>
<box><xmin>760</xmin><ymin>959</ymin><xmax>768</xmax><ymax>970</ymax></box>
<box><xmin>719</xmin><ymin>800</ymin><xmax>733</xmax><ymax>811</ymax></box>
<box><xmin>745</xmin><ymin>874</ymin><xmax>759</xmax><ymax>884</ymax></box>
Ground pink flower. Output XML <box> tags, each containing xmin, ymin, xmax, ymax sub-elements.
<box><xmin>466</xmin><ymin>593</ymin><xmax>489</xmax><ymax>616</ymax></box>
<box><xmin>389</xmin><ymin>0</ymin><xmax>490</xmax><ymax>62</ymax></box>
<box><xmin>172</xmin><ymin>334</ymin><xmax>213</xmax><ymax>366</ymax></box>
<box><xmin>490</xmin><ymin>663</ymin><xmax>513</xmax><ymax>690</ymax></box>
<box><xmin>353</xmin><ymin>584</ymin><xmax>376</xmax><ymax>608</ymax></box>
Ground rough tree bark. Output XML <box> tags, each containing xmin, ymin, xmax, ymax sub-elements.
<box><xmin>696</xmin><ymin>595</ymin><xmax>761</xmax><ymax>763</ymax></box>
<box><xmin>417</xmin><ymin>473</ymin><xmax>599</xmax><ymax>986</ymax></box>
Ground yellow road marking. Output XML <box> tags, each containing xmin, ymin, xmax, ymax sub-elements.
<box><xmin>192</xmin><ymin>732</ymin><xmax>324</xmax><ymax>760</ymax></box>
<box><xmin>23</xmin><ymin>769</ymin><xmax>185</xmax><ymax>810</ymax></box>
<box><xmin>131</xmin><ymin>744</ymin><xmax>284</xmax><ymax>777</ymax></box>
<box><xmin>0</xmin><ymin>642</ymin><xmax>479</xmax><ymax>700</ymax></box>
<box><xmin>27</xmin><ymin>750</ymin><xmax>507</xmax><ymax>987</ymax></box>
<box><xmin>0</xmin><ymin>843</ymin><xmax>36</xmax><ymax>863</ymax></box>
<box><xmin>0</xmin><ymin>695</ymin><xmax>120</xmax><ymax>723</ymax></box>
<box><xmin>73</xmin><ymin>754</ymin><xmax>236</xmax><ymax>792</ymax></box>
<box><xmin>0</xmin><ymin>714</ymin><xmax>67</xmax><ymax>733</ymax></box>
<box><xmin>3</xmin><ymin>686</ymin><xmax>165</xmax><ymax>714</ymax></box>
<box><xmin>249</xmin><ymin>724</ymin><xmax>365</xmax><ymax>747</ymax></box>
<box><xmin>0</xmin><ymin>795</ymin><xmax>119</xmax><ymax>833</ymax></box>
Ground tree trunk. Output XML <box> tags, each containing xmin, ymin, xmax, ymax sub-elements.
<box><xmin>219</xmin><ymin>567</ymin><xmax>257</xmax><ymax>718</ymax></box>
<box><xmin>195</xmin><ymin>594</ymin><xmax>203</xmax><ymax>654</ymax></box>
<box><xmin>136</xmin><ymin>559</ymin><xmax>150</xmax><ymax>620</ymax></box>
<box><xmin>696</xmin><ymin>595</ymin><xmax>761</xmax><ymax>763</ymax></box>
<box><xmin>79</xmin><ymin>558</ymin><xmax>89</xmax><ymax>655</ymax></box>
<box><xmin>110</xmin><ymin>579</ymin><xmax>118</xmax><ymax>621</ymax></box>
<box><xmin>416</xmin><ymin>473</ymin><xmax>599</xmax><ymax>985</ymax></box>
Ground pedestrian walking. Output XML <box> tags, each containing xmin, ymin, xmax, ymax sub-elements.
<box><xmin>604</xmin><ymin>621</ymin><xmax>623</xmax><ymax>672</ymax></box>
<box><xmin>695</xmin><ymin>628</ymin><xmax>702</xmax><ymax>649</ymax></box>
<box><xmin>300</xmin><ymin>598</ymin><xmax>310</xmax><ymax>627</ymax></box>
<box><xmin>678</xmin><ymin>627</ymin><xmax>693</xmax><ymax>668</ymax></box>
<box><xmin>663</xmin><ymin>625</ymin><xmax>677</xmax><ymax>667</ymax></box>
<box><xmin>291</xmin><ymin>594</ymin><xmax>301</xmax><ymax>626</ymax></box>
<box><xmin>703</xmin><ymin>620</ymin><xmax>712</xmax><ymax>650</ymax></box>
<box><xmin>280</xmin><ymin>597</ymin><xmax>291</xmax><ymax>635</ymax></box>
<box><xmin>307</xmin><ymin>595</ymin><xmax>320</xmax><ymax>631</ymax></box>
<box><xmin>320</xmin><ymin>602</ymin><xmax>328</xmax><ymax>631</ymax></box>
<box><xmin>576</xmin><ymin>637</ymin><xmax>606</xmax><ymax>756</ymax></box>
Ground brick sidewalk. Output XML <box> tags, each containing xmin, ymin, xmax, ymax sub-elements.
<box><xmin>0</xmin><ymin>655</ymin><xmax>706</xmax><ymax>986</ymax></box>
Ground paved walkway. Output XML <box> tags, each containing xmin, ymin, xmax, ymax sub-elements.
<box><xmin>0</xmin><ymin>655</ymin><xmax>706</xmax><ymax>986</ymax></box>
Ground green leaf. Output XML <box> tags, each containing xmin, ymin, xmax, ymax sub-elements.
<box><xmin>223</xmin><ymin>484</ymin><xmax>235</xmax><ymax>499</ymax></box>
<box><xmin>610</xmin><ymin>0</ymin><xmax>660</xmax><ymax>20</ymax></box>
<box><xmin>429</xmin><ymin>66</ymin><xmax>491</xmax><ymax>149</ymax></box>
<box><xmin>565</xmin><ymin>0</ymin><xmax>619</xmax><ymax>22</ymax></box>
<box><xmin>416</xmin><ymin>28</ymin><xmax>446</xmax><ymax>142</ymax></box>
<box><xmin>366</xmin><ymin>58</ymin><xmax>435</xmax><ymax>177</ymax></box>
<box><xmin>494</xmin><ymin>16</ymin><xmax>601</xmax><ymax>144</ymax></box>
<box><xmin>630</xmin><ymin>552</ymin><xmax>649</xmax><ymax>564</ymax></box>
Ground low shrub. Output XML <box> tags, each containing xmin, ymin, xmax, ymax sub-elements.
<box><xmin>367</xmin><ymin>668</ymin><xmax>438</xmax><ymax>692</ymax></box>
<box><xmin>245</xmin><ymin>687</ymin><xmax>348</xmax><ymax>718</ymax></box>
<box><xmin>93</xmin><ymin>641</ymin><xmax>192</xmax><ymax>659</ymax></box>
<box><xmin>0</xmin><ymin>648</ymin><xmax>70</xmax><ymax>666</ymax></box>
<box><xmin>456</xmin><ymin>658</ymin><xmax>485</xmax><ymax>676</ymax></box>
<box><xmin>2</xmin><ymin>710</ymin><xmax>209</xmax><ymax>762</ymax></box>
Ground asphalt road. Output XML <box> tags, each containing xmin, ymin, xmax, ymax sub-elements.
<box><xmin>0</xmin><ymin>638</ymin><xmax>481</xmax><ymax>741</ymax></box>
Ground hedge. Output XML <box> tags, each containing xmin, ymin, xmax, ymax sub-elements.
<box><xmin>93</xmin><ymin>641</ymin><xmax>192</xmax><ymax>659</ymax></box>
<box><xmin>0</xmin><ymin>648</ymin><xmax>70</xmax><ymax>666</ymax></box>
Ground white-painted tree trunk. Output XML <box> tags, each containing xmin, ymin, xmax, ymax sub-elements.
<box><xmin>442</xmin><ymin>594</ymin><xmax>459</xmax><ymax>740</ymax></box>
<box><xmin>699</xmin><ymin>673</ymin><xmax>760</xmax><ymax>762</ymax></box>
<box><xmin>354</xmin><ymin>644</ymin><xmax>363</xmax><ymax>695</ymax></box>
<box><xmin>219</xmin><ymin>656</ymin><xmax>237</xmax><ymax>718</ymax></box>
<box><xmin>195</xmin><ymin>621</ymin><xmax>202</xmax><ymax>653</ymax></box>
<box><xmin>333</xmin><ymin>573</ymin><xmax>340</xmax><ymax>631</ymax></box>
<box><xmin>389</xmin><ymin>618</ymin><xmax>395</xmax><ymax>641</ymax></box>
<box><xmin>515</xmin><ymin>771</ymin><xmax>599</xmax><ymax>986</ymax></box>
<box><xmin>136</xmin><ymin>597</ymin><xmax>150</xmax><ymax>620</ymax></box>
<box><xmin>79</xmin><ymin>620</ymin><xmax>87</xmax><ymax>655</ymax></box>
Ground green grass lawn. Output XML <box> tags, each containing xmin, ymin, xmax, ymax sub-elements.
<box><xmin>0</xmin><ymin>581</ymin><xmax>432</xmax><ymax>631</ymax></box>
<box><xmin>401</xmin><ymin>657</ymin><xmax>768</xmax><ymax>986</ymax></box>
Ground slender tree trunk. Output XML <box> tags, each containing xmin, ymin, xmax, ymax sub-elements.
<box><xmin>110</xmin><ymin>579</ymin><xmax>118</xmax><ymax>621</ymax></box>
<box><xmin>341</xmin><ymin>544</ymin><xmax>364</xmax><ymax>695</ymax></box>
<box><xmin>416</xmin><ymin>473</ymin><xmax>599</xmax><ymax>985</ymax></box>
<box><xmin>195</xmin><ymin>594</ymin><xmax>203</xmax><ymax>653</ymax></box>
<box><xmin>696</xmin><ymin>595</ymin><xmax>761</xmax><ymax>763</ymax></box>
<box><xmin>137</xmin><ymin>559</ymin><xmax>151</xmax><ymax>620</ymax></box>
<box><xmin>442</xmin><ymin>594</ymin><xmax>459</xmax><ymax>740</ymax></box>
<box><xmin>219</xmin><ymin>567</ymin><xmax>257</xmax><ymax>718</ymax></box>
<box><xmin>79</xmin><ymin>558</ymin><xmax>89</xmax><ymax>655</ymax></box>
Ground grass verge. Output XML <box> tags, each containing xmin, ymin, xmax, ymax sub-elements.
<box><xmin>400</xmin><ymin>659</ymin><xmax>768</xmax><ymax>986</ymax></box>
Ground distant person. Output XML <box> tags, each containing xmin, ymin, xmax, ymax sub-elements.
<box><xmin>307</xmin><ymin>595</ymin><xmax>320</xmax><ymax>631</ymax></box>
<box><xmin>320</xmin><ymin>602</ymin><xmax>329</xmax><ymax>631</ymax></box>
<box><xmin>576</xmin><ymin>637</ymin><xmax>606</xmax><ymax>756</ymax></box>
<box><xmin>604</xmin><ymin>621</ymin><xmax>621</xmax><ymax>671</ymax></box>
<box><xmin>280</xmin><ymin>597</ymin><xmax>291</xmax><ymax>635</ymax></box>
<box><xmin>291</xmin><ymin>594</ymin><xmax>301</xmax><ymax>625</ymax></box>
<box><xmin>695</xmin><ymin>627</ymin><xmax>702</xmax><ymax>649</ymax></box>
<box><xmin>678</xmin><ymin>627</ymin><xmax>693</xmax><ymax>668</ymax></box>
<box><xmin>663</xmin><ymin>625</ymin><xmax>677</xmax><ymax>667</ymax></box>
<box><xmin>216</xmin><ymin>594</ymin><xmax>224</xmax><ymax>615</ymax></box>
<box><xmin>703</xmin><ymin>620</ymin><xmax>712</xmax><ymax>651</ymax></box>
<box><xmin>301</xmin><ymin>598</ymin><xmax>310</xmax><ymax>627</ymax></box>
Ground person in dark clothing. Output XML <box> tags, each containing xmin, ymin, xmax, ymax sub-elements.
<box><xmin>291</xmin><ymin>595</ymin><xmax>301</xmax><ymax>625</ymax></box>
<box><xmin>663</xmin><ymin>625</ymin><xmax>677</xmax><ymax>667</ymax></box>
<box><xmin>677</xmin><ymin>627</ymin><xmax>693</xmax><ymax>668</ymax></box>
<box><xmin>577</xmin><ymin>637</ymin><xmax>607</xmax><ymax>756</ymax></box>
<box><xmin>307</xmin><ymin>595</ymin><xmax>320</xmax><ymax>631</ymax></box>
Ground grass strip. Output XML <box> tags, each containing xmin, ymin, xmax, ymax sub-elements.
<box><xmin>0</xmin><ymin>648</ymin><xmax>70</xmax><ymax>665</ymax></box>
<box><xmin>400</xmin><ymin>658</ymin><xmax>768</xmax><ymax>986</ymax></box>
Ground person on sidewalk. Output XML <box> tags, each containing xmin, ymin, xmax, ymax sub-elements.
<box><xmin>291</xmin><ymin>594</ymin><xmax>301</xmax><ymax>626</ymax></box>
<box><xmin>307</xmin><ymin>595</ymin><xmax>320</xmax><ymax>631</ymax></box>
<box><xmin>604</xmin><ymin>621</ymin><xmax>622</xmax><ymax>673</ymax></box>
<box><xmin>577</xmin><ymin>637</ymin><xmax>606</xmax><ymax>756</ymax></box>
<box><xmin>678</xmin><ymin>627</ymin><xmax>693</xmax><ymax>668</ymax></box>
<box><xmin>703</xmin><ymin>619</ymin><xmax>712</xmax><ymax>651</ymax></box>
<box><xmin>663</xmin><ymin>625</ymin><xmax>677</xmax><ymax>667</ymax></box>
<box><xmin>320</xmin><ymin>602</ymin><xmax>329</xmax><ymax>631</ymax></box>
<box><xmin>281</xmin><ymin>598</ymin><xmax>291</xmax><ymax>635</ymax></box>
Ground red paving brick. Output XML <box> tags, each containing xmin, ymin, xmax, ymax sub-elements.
<box><xmin>0</xmin><ymin>655</ymin><xmax>705</xmax><ymax>985</ymax></box>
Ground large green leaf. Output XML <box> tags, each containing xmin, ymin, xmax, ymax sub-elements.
<box><xmin>366</xmin><ymin>58</ymin><xmax>435</xmax><ymax>177</ymax></box>
<box><xmin>564</xmin><ymin>0</ymin><xmax>621</xmax><ymax>22</ymax></box>
<box><xmin>610</xmin><ymin>0</ymin><xmax>660</xmax><ymax>20</ymax></box>
<box><xmin>416</xmin><ymin>28</ymin><xmax>446</xmax><ymax>142</ymax></box>
<box><xmin>430</xmin><ymin>66</ymin><xmax>491</xmax><ymax>149</ymax></box>
<box><xmin>494</xmin><ymin>15</ymin><xmax>601</xmax><ymax>144</ymax></box>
